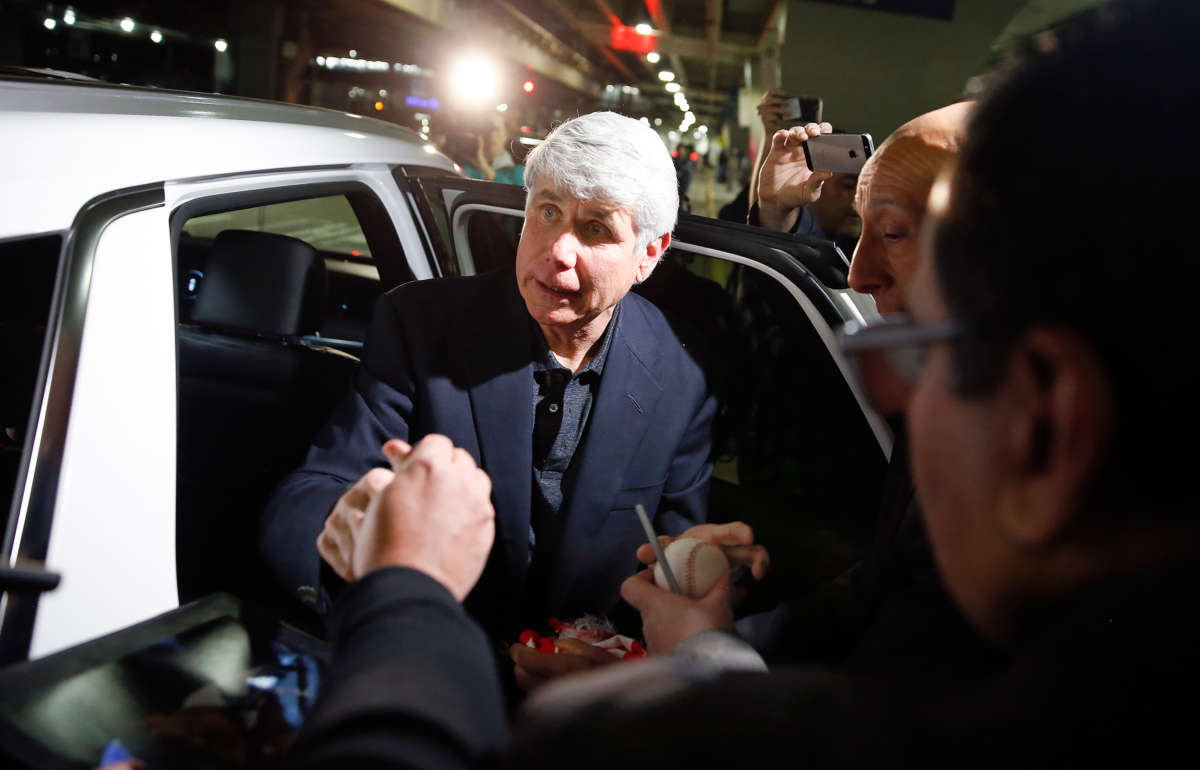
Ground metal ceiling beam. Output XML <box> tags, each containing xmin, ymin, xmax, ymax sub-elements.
<box><xmin>376</xmin><ymin>0</ymin><xmax>604</xmax><ymax>95</ymax></box>
<box><xmin>706</xmin><ymin>0</ymin><xmax>724</xmax><ymax>95</ymax></box>
<box><xmin>542</xmin><ymin>0</ymin><xmax>640</xmax><ymax>83</ymax></box>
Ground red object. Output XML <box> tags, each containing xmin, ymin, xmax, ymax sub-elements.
<box><xmin>520</xmin><ymin>125</ymin><xmax>531</xmax><ymax>133</ymax></box>
<box><xmin>519</xmin><ymin>629</ymin><xmax>539</xmax><ymax>645</ymax></box>
<box><xmin>537</xmin><ymin>637</ymin><xmax>558</xmax><ymax>654</ymax></box>
<box><xmin>610</xmin><ymin>24</ymin><xmax>656</xmax><ymax>55</ymax></box>
<box><xmin>350</xmin><ymin>250</ymin><xmax>360</xmax><ymax>257</ymax></box>
<box><xmin>522</xmin><ymin>79</ymin><xmax>535</xmax><ymax>94</ymax></box>
<box><xmin>689</xmin><ymin>151</ymin><xmax>699</xmax><ymax>162</ymax></box>
<box><xmin>644</xmin><ymin>1</ymin><xmax>662</xmax><ymax>23</ymax></box>
<box><xmin>671</xmin><ymin>149</ymin><xmax>679</xmax><ymax>158</ymax></box>
<box><xmin>629</xmin><ymin>640</ymin><xmax>646</xmax><ymax>656</ymax></box>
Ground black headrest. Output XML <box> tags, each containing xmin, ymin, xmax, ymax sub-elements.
<box><xmin>190</xmin><ymin>230</ymin><xmax>328</xmax><ymax>337</ymax></box>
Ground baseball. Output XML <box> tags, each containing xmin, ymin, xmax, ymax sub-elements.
<box><xmin>653</xmin><ymin>537</ymin><xmax>730</xmax><ymax>598</ymax></box>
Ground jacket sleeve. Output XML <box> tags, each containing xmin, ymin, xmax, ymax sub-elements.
<box><xmin>288</xmin><ymin>567</ymin><xmax>507</xmax><ymax>770</ymax></box>
<box><xmin>259</xmin><ymin>291</ymin><xmax>419</xmax><ymax>614</ymax></box>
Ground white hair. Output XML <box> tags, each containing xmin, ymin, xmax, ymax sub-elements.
<box><xmin>523</xmin><ymin>111</ymin><xmax>679</xmax><ymax>251</ymax></box>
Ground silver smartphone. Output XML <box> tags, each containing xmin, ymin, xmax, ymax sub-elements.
<box><xmin>803</xmin><ymin>133</ymin><xmax>875</xmax><ymax>174</ymax></box>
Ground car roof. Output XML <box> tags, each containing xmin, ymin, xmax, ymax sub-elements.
<box><xmin>0</xmin><ymin>77</ymin><xmax>457</xmax><ymax>238</ymax></box>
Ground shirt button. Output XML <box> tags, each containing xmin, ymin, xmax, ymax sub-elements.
<box><xmin>549</xmin><ymin>403</ymin><xmax>559</xmax><ymax>413</ymax></box>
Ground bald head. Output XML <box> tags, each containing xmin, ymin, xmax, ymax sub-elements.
<box><xmin>847</xmin><ymin>101</ymin><xmax>972</xmax><ymax>313</ymax></box>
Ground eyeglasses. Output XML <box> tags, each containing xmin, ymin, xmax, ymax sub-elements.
<box><xmin>837</xmin><ymin>313</ymin><xmax>965</xmax><ymax>415</ymax></box>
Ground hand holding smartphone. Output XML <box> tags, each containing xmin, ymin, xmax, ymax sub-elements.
<box><xmin>781</xmin><ymin>94</ymin><xmax>823</xmax><ymax>126</ymax></box>
<box><xmin>802</xmin><ymin>133</ymin><xmax>875</xmax><ymax>174</ymax></box>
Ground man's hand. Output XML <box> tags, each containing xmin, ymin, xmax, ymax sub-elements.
<box><xmin>636</xmin><ymin>521</ymin><xmax>771</xmax><ymax>582</ymax></box>
<box><xmin>621</xmin><ymin>570</ymin><xmax>736</xmax><ymax>654</ymax></box>
<box><xmin>318</xmin><ymin>464</ymin><xmax>400</xmax><ymax>582</ymax></box>
<box><xmin>757</xmin><ymin>122</ymin><xmax>835</xmax><ymax>232</ymax></box>
<box><xmin>756</xmin><ymin>88</ymin><xmax>791</xmax><ymax>139</ymax></box>
<box><xmin>510</xmin><ymin>638</ymin><xmax>619</xmax><ymax>692</ymax></box>
<box><xmin>349</xmin><ymin>435</ymin><xmax>495</xmax><ymax>601</ymax></box>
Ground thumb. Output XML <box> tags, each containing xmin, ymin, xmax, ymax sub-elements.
<box><xmin>382</xmin><ymin>439</ymin><xmax>413</xmax><ymax>472</ymax></box>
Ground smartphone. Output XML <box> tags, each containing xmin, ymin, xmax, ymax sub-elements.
<box><xmin>782</xmin><ymin>94</ymin><xmax>823</xmax><ymax>126</ymax></box>
<box><xmin>803</xmin><ymin>133</ymin><xmax>875</xmax><ymax>174</ymax></box>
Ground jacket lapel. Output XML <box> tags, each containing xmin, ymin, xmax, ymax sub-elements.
<box><xmin>546</xmin><ymin>297</ymin><xmax>664</xmax><ymax>610</ymax></box>
<box><xmin>461</xmin><ymin>273</ymin><xmax>535</xmax><ymax>583</ymax></box>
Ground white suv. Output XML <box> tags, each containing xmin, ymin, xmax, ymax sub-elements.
<box><xmin>0</xmin><ymin>76</ymin><xmax>885</xmax><ymax>672</ymax></box>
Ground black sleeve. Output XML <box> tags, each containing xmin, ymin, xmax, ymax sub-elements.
<box><xmin>288</xmin><ymin>567</ymin><xmax>507</xmax><ymax>770</ymax></box>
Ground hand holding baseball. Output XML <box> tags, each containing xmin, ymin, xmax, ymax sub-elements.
<box><xmin>636</xmin><ymin>521</ymin><xmax>771</xmax><ymax>582</ymax></box>
<box><xmin>620</xmin><ymin>569</ymin><xmax>735</xmax><ymax>655</ymax></box>
<box><xmin>350</xmin><ymin>435</ymin><xmax>495</xmax><ymax>601</ymax></box>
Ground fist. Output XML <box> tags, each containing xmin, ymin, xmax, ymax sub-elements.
<box><xmin>353</xmin><ymin>436</ymin><xmax>495</xmax><ymax>601</ymax></box>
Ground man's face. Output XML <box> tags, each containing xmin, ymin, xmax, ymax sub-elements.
<box><xmin>905</xmin><ymin>242</ymin><xmax>1013</xmax><ymax>644</ymax></box>
<box><xmin>516</xmin><ymin>185</ymin><xmax>660</xmax><ymax>332</ymax></box>
<box><xmin>810</xmin><ymin>173</ymin><xmax>860</xmax><ymax>239</ymax></box>
<box><xmin>847</xmin><ymin>152</ymin><xmax>924</xmax><ymax>314</ymax></box>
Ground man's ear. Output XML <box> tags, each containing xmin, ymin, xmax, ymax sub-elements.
<box><xmin>636</xmin><ymin>233</ymin><xmax>671</xmax><ymax>283</ymax></box>
<box><xmin>997</xmin><ymin>328</ymin><xmax>1114</xmax><ymax>549</ymax></box>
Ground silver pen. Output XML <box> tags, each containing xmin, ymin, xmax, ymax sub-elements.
<box><xmin>635</xmin><ymin>503</ymin><xmax>683</xmax><ymax>594</ymax></box>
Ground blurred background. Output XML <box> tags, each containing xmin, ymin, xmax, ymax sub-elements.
<box><xmin>0</xmin><ymin>0</ymin><xmax>1109</xmax><ymax>214</ymax></box>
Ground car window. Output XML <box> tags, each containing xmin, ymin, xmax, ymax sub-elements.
<box><xmin>0</xmin><ymin>234</ymin><xmax>62</xmax><ymax>537</ymax></box>
<box><xmin>182</xmin><ymin>195</ymin><xmax>372</xmax><ymax>258</ymax></box>
<box><xmin>178</xmin><ymin>193</ymin><xmax>385</xmax><ymax>345</ymax></box>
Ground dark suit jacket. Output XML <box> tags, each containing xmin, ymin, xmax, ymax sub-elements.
<box><xmin>261</xmin><ymin>269</ymin><xmax>716</xmax><ymax>640</ymax></box>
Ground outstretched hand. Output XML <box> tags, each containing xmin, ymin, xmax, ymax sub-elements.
<box><xmin>757</xmin><ymin>122</ymin><xmax>835</xmax><ymax>232</ymax></box>
<box><xmin>510</xmin><ymin>638</ymin><xmax>620</xmax><ymax>692</ymax></box>
<box><xmin>348</xmin><ymin>435</ymin><xmax>495</xmax><ymax>601</ymax></box>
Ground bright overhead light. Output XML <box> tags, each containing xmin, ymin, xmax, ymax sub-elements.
<box><xmin>43</xmin><ymin>17</ymin><xmax>56</xmax><ymax>30</ymax></box>
<box><xmin>315</xmin><ymin>55</ymin><xmax>325</xmax><ymax>65</ymax></box>
<box><xmin>119</xmin><ymin>17</ymin><xmax>135</xmax><ymax>33</ymax></box>
<box><xmin>658</xmin><ymin>70</ymin><xmax>675</xmax><ymax>82</ymax></box>
<box><xmin>496</xmin><ymin>103</ymin><xmax>508</xmax><ymax>112</ymax></box>
<box><xmin>63</xmin><ymin>8</ymin><xmax>76</xmax><ymax>25</ymax></box>
<box><xmin>646</xmin><ymin>51</ymin><xmax>660</xmax><ymax>64</ymax></box>
<box><xmin>665</xmin><ymin>82</ymin><xmax>681</xmax><ymax>93</ymax></box>
<box><xmin>654</xmin><ymin>117</ymin><xmax>662</xmax><ymax>126</ymax></box>
<box><xmin>635</xmin><ymin>23</ymin><xmax>652</xmax><ymax>35</ymax></box>
<box><xmin>214</xmin><ymin>38</ymin><xmax>228</xmax><ymax>53</ymax></box>
<box><xmin>150</xmin><ymin>29</ymin><xmax>163</xmax><ymax>44</ymax></box>
<box><xmin>450</xmin><ymin>55</ymin><xmax>500</xmax><ymax>105</ymax></box>
<box><xmin>639</xmin><ymin>116</ymin><xmax>650</xmax><ymax>125</ymax></box>
<box><xmin>685</xmin><ymin>111</ymin><xmax>695</xmax><ymax>121</ymax></box>
<box><xmin>698</xmin><ymin>125</ymin><xmax>708</xmax><ymax>133</ymax></box>
<box><xmin>349</xmin><ymin>49</ymin><xmax>357</xmax><ymax>58</ymax></box>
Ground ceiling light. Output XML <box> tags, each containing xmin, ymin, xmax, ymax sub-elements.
<box><xmin>63</xmin><ymin>8</ymin><xmax>76</xmax><ymax>25</ymax></box>
<box><xmin>150</xmin><ymin>30</ymin><xmax>163</xmax><ymax>44</ymax></box>
<box><xmin>658</xmin><ymin>71</ymin><xmax>675</xmax><ymax>82</ymax></box>
<box><xmin>646</xmin><ymin>52</ymin><xmax>660</xmax><ymax>64</ymax></box>
<box><xmin>119</xmin><ymin>17</ymin><xmax>135</xmax><ymax>33</ymax></box>
<box><xmin>214</xmin><ymin>39</ymin><xmax>228</xmax><ymax>52</ymax></box>
<box><xmin>665</xmin><ymin>82</ymin><xmax>680</xmax><ymax>93</ymax></box>
<box><xmin>43</xmin><ymin>18</ymin><xmax>56</xmax><ymax>30</ymax></box>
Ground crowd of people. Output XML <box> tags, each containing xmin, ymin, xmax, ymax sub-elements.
<box><xmin>100</xmin><ymin>0</ymin><xmax>1200</xmax><ymax>766</ymax></box>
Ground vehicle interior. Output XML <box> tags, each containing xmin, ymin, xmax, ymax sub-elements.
<box><xmin>172</xmin><ymin>189</ymin><xmax>411</xmax><ymax>625</ymax></box>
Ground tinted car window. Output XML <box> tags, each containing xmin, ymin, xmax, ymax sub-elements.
<box><xmin>0</xmin><ymin>234</ymin><xmax>62</xmax><ymax>534</ymax></box>
<box><xmin>178</xmin><ymin>194</ymin><xmax>380</xmax><ymax>344</ymax></box>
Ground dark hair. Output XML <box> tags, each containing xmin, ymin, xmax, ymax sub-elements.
<box><xmin>933</xmin><ymin>0</ymin><xmax>1200</xmax><ymax>507</ymax></box>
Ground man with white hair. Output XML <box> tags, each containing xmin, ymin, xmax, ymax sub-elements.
<box><xmin>261</xmin><ymin>111</ymin><xmax>715</xmax><ymax>649</ymax></box>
